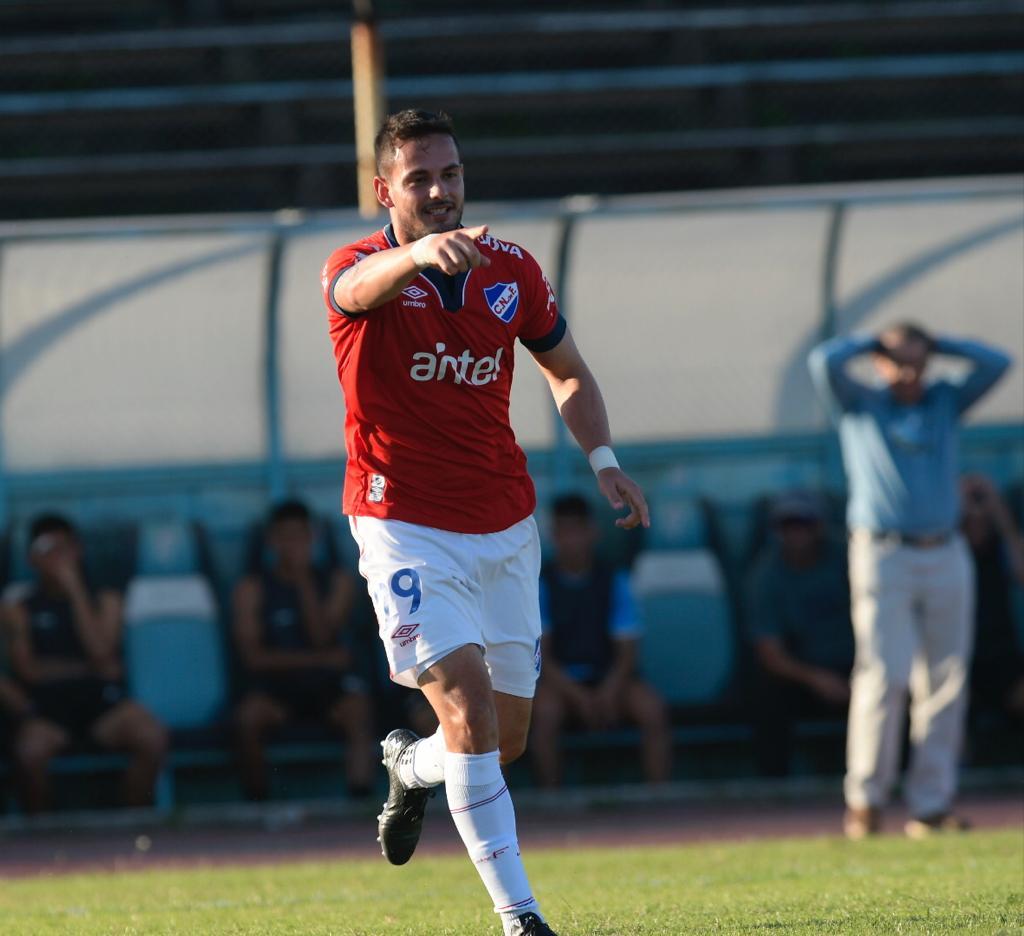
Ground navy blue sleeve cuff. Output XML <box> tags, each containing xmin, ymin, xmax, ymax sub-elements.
<box><xmin>521</xmin><ymin>314</ymin><xmax>567</xmax><ymax>353</ymax></box>
<box><xmin>327</xmin><ymin>265</ymin><xmax>364</xmax><ymax>319</ymax></box>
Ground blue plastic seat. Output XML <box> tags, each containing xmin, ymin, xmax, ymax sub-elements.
<box><xmin>631</xmin><ymin>549</ymin><xmax>735</xmax><ymax>706</ymax></box>
<box><xmin>135</xmin><ymin>520</ymin><xmax>201</xmax><ymax>576</ymax></box>
<box><xmin>123</xmin><ymin>576</ymin><xmax>227</xmax><ymax>730</ymax></box>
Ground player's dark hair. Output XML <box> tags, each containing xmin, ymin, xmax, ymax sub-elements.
<box><xmin>375</xmin><ymin>109</ymin><xmax>460</xmax><ymax>175</ymax></box>
<box><xmin>268</xmin><ymin>499</ymin><xmax>312</xmax><ymax>527</ymax></box>
<box><xmin>551</xmin><ymin>493</ymin><xmax>592</xmax><ymax>521</ymax></box>
<box><xmin>28</xmin><ymin>512</ymin><xmax>77</xmax><ymax>544</ymax></box>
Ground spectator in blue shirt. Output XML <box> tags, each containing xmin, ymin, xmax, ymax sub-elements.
<box><xmin>809</xmin><ymin>323</ymin><xmax>1011</xmax><ymax>840</ymax></box>
<box><xmin>746</xmin><ymin>490</ymin><xmax>854</xmax><ymax>777</ymax></box>
<box><xmin>530</xmin><ymin>494</ymin><xmax>670</xmax><ymax>787</ymax></box>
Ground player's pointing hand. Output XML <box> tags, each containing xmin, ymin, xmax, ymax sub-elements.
<box><xmin>410</xmin><ymin>225</ymin><xmax>492</xmax><ymax>275</ymax></box>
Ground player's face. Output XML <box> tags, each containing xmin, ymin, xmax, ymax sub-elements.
<box><xmin>375</xmin><ymin>134</ymin><xmax>465</xmax><ymax>243</ymax></box>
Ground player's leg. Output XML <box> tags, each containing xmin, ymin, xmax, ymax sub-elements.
<box><xmin>904</xmin><ymin>538</ymin><xmax>974</xmax><ymax>833</ymax></box>
<box><xmin>350</xmin><ymin>516</ymin><xmax>488</xmax><ymax>861</ymax></box>
<box><xmin>92</xmin><ymin>700</ymin><xmax>169</xmax><ymax>807</ymax></box>
<box><xmin>844</xmin><ymin>534</ymin><xmax>916</xmax><ymax>835</ymax></box>
<box><xmin>528</xmin><ymin>680</ymin><xmax>568</xmax><ymax>787</ymax></box>
<box><xmin>11</xmin><ymin>716</ymin><xmax>68</xmax><ymax>813</ymax></box>
<box><xmin>419</xmin><ymin>647</ymin><xmax>548</xmax><ymax>934</ymax></box>
<box><xmin>622</xmin><ymin>679</ymin><xmax>672</xmax><ymax>784</ymax></box>
<box><xmin>457</xmin><ymin>515</ymin><xmax>552</xmax><ymax>935</ymax></box>
<box><xmin>326</xmin><ymin>688</ymin><xmax>379</xmax><ymax>797</ymax></box>
<box><xmin>232</xmin><ymin>691</ymin><xmax>287</xmax><ymax>801</ymax></box>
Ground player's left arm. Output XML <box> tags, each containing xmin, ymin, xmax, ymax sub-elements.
<box><xmin>530</xmin><ymin>329</ymin><xmax>649</xmax><ymax>530</ymax></box>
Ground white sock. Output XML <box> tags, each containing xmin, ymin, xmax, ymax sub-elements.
<box><xmin>444</xmin><ymin>750</ymin><xmax>541</xmax><ymax>926</ymax></box>
<box><xmin>398</xmin><ymin>727</ymin><xmax>446</xmax><ymax>789</ymax></box>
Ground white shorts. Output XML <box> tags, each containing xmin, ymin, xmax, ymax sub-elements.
<box><xmin>349</xmin><ymin>514</ymin><xmax>543</xmax><ymax>699</ymax></box>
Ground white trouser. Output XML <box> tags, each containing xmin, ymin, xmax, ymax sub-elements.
<box><xmin>844</xmin><ymin>530</ymin><xmax>974</xmax><ymax>818</ymax></box>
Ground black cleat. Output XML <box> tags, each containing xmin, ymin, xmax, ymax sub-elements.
<box><xmin>506</xmin><ymin>912</ymin><xmax>558</xmax><ymax>936</ymax></box>
<box><xmin>376</xmin><ymin>728</ymin><xmax>432</xmax><ymax>866</ymax></box>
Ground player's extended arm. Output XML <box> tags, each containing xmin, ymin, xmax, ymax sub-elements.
<box><xmin>334</xmin><ymin>225</ymin><xmax>491</xmax><ymax>313</ymax></box>
<box><xmin>531</xmin><ymin>329</ymin><xmax>650</xmax><ymax>530</ymax></box>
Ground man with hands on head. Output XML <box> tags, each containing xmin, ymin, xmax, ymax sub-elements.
<box><xmin>321</xmin><ymin>109</ymin><xmax>648</xmax><ymax>936</ymax></box>
<box><xmin>2</xmin><ymin>514</ymin><xmax>168</xmax><ymax>813</ymax></box>
<box><xmin>809</xmin><ymin>322</ymin><xmax>1011</xmax><ymax>840</ymax></box>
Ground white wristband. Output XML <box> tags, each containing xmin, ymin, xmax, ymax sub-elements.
<box><xmin>588</xmin><ymin>445</ymin><xmax>620</xmax><ymax>475</ymax></box>
<box><xmin>409</xmin><ymin>233</ymin><xmax>438</xmax><ymax>269</ymax></box>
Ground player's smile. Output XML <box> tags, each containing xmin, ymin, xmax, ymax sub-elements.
<box><xmin>422</xmin><ymin>200</ymin><xmax>457</xmax><ymax>229</ymax></box>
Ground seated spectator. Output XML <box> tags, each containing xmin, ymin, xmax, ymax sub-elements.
<box><xmin>530</xmin><ymin>494</ymin><xmax>671</xmax><ymax>787</ymax></box>
<box><xmin>746</xmin><ymin>491</ymin><xmax>854</xmax><ymax>777</ymax></box>
<box><xmin>232</xmin><ymin>500</ymin><xmax>376</xmax><ymax>800</ymax></box>
<box><xmin>959</xmin><ymin>474</ymin><xmax>1024</xmax><ymax>724</ymax></box>
<box><xmin>1</xmin><ymin>514</ymin><xmax>168</xmax><ymax>813</ymax></box>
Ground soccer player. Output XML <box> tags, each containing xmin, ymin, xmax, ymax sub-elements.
<box><xmin>320</xmin><ymin>109</ymin><xmax>649</xmax><ymax>936</ymax></box>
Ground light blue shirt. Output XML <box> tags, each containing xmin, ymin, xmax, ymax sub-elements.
<box><xmin>808</xmin><ymin>334</ymin><xmax>1011</xmax><ymax>535</ymax></box>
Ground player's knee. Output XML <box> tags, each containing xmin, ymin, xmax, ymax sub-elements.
<box><xmin>441</xmin><ymin>702</ymin><xmax>498</xmax><ymax>753</ymax></box>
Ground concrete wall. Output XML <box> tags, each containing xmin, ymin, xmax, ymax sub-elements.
<box><xmin>1</xmin><ymin>180</ymin><xmax>1020</xmax><ymax>477</ymax></box>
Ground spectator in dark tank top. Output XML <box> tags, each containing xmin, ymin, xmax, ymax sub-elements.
<box><xmin>1</xmin><ymin>514</ymin><xmax>168</xmax><ymax>813</ymax></box>
<box><xmin>530</xmin><ymin>494</ymin><xmax>670</xmax><ymax>787</ymax></box>
<box><xmin>231</xmin><ymin>500</ymin><xmax>376</xmax><ymax>800</ymax></box>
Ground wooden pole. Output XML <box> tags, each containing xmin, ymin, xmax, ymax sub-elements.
<box><xmin>351</xmin><ymin>1</ymin><xmax>386</xmax><ymax>218</ymax></box>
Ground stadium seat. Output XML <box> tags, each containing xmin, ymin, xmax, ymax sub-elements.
<box><xmin>631</xmin><ymin>549</ymin><xmax>735</xmax><ymax>707</ymax></box>
<box><xmin>135</xmin><ymin>519</ymin><xmax>201</xmax><ymax>576</ymax></box>
<box><xmin>646</xmin><ymin>493</ymin><xmax>706</xmax><ymax>551</ymax></box>
<box><xmin>123</xmin><ymin>575</ymin><xmax>227</xmax><ymax>730</ymax></box>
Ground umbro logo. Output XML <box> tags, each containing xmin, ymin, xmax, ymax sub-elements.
<box><xmin>392</xmin><ymin>622</ymin><xmax>421</xmax><ymax>648</ymax></box>
<box><xmin>401</xmin><ymin>283</ymin><xmax>429</xmax><ymax>309</ymax></box>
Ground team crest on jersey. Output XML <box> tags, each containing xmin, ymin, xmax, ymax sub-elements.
<box><xmin>484</xmin><ymin>281</ymin><xmax>519</xmax><ymax>323</ymax></box>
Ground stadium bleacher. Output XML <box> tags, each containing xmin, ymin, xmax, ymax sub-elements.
<box><xmin>0</xmin><ymin>1</ymin><xmax>1022</xmax><ymax>218</ymax></box>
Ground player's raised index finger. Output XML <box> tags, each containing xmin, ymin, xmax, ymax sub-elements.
<box><xmin>463</xmin><ymin>224</ymin><xmax>489</xmax><ymax>241</ymax></box>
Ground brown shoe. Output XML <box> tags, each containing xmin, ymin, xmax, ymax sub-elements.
<box><xmin>904</xmin><ymin>813</ymin><xmax>970</xmax><ymax>840</ymax></box>
<box><xmin>844</xmin><ymin>806</ymin><xmax>881</xmax><ymax>840</ymax></box>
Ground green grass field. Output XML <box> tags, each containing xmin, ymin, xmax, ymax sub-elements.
<box><xmin>1</xmin><ymin>829</ymin><xmax>1020</xmax><ymax>935</ymax></box>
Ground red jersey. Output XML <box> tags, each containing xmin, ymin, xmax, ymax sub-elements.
<box><xmin>320</xmin><ymin>224</ymin><xmax>565</xmax><ymax>534</ymax></box>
